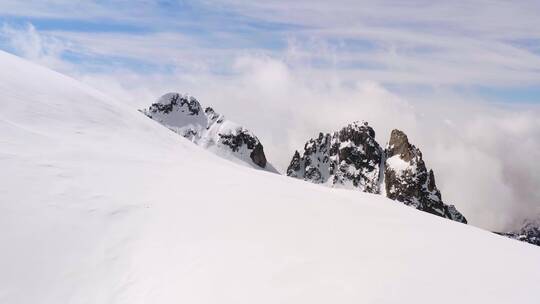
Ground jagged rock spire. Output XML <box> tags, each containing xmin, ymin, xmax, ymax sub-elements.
<box><xmin>286</xmin><ymin>121</ymin><xmax>384</xmax><ymax>193</ymax></box>
<box><xmin>287</xmin><ymin>124</ymin><xmax>467</xmax><ymax>223</ymax></box>
<box><xmin>385</xmin><ymin>129</ymin><xmax>466</xmax><ymax>223</ymax></box>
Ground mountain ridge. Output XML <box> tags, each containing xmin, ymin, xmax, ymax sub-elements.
<box><xmin>287</xmin><ymin>121</ymin><xmax>467</xmax><ymax>223</ymax></box>
<box><xmin>497</xmin><ymin>219</ymin><xmax>540</xmax><ymax>246</ymax></box>
<box><xmin>141</xmin><ymin>92</ymin><xmax>277</xmax><ymax>172</ymax></box>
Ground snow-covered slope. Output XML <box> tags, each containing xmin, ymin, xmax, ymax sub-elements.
<box><xmin>141</xmin><ymin>92</ymin><xmax>277</xmax><ymax>172</ymax></box>
<box><xmin>1</xmin><ymin>50</ymin><xmax>540</xmax><ymax>304</ymax></box>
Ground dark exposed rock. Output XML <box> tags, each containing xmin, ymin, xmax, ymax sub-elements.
<box><xmin>287</xmin><ymin>121</ymin><xmax>384</xmax><ymax>193</ymax></box>
<box><xmin>219</xmin><ymin>130</ymin><xmax>259</xmax><ymax>152</ymax></box>
<box><xmin>496</xmin><ymin>220</ymin><xmax>540</xmax><ymax>246</ymax></box>
<box><xmin>386</xmin><ymin>129</ymin><xmax>414</xmax><ymax>161</ymax></box>
<box><xmin>219</xmin><ymin>129</ymin><xmax>267</xmax><ymax>168</ymax></box>
<box><xmin>384</xmin><ymin>129</ymin><xmax>467</xmax><ymax>223</ymax></box>
<box><xmin>147</xmin><ymin>93</ymin><xmax>201</xmax><ymax>116</ymax></box>
<box><xmin>250</xmin><ymin>143</ymin><xmax>267</xmax><ymax>168</ymax></box>
<box><xmin>141</xmin><ymin>92</ymin><xmax>273</xmax><ymax>171</ymax></box>
<box><xmin>287</xmin><ymin>123</ymin><xmax>467</xmax><ymax>223</ymax></box>
<box><xmin>287</xmin><ymin>151</ymin><xmax>302</xmax><ymax>176</ymax></box>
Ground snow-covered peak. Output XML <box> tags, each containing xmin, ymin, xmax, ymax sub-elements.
<box><xmin>142</xmin><ymin>92</ymin><xmax>277</xmax><ymax>172</ymax></box>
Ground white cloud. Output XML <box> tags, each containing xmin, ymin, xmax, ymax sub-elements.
<box><xmin>0</xmin><ymin>23</ymin><xmax>71</xmax><ymax>71</ymax></box>
<box><xmin>205</xmin><ymin>0</ymin><xmax>540</xmax><ymax>86</ymax></box>
<box><xmin>4</xmin><ymin>1</ymin><xmax>540</xmax><ymax>86</ymax></box>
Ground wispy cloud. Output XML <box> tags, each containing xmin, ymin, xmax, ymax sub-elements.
<box><xmin>3</xmin><ymin>1</ymin><xmax>540</xmax><ymax>87</ymax></box>
<box><xmin>0</xmin><ymin>23</ymin><xmax>72</xmax><ymax>71</ymax></box>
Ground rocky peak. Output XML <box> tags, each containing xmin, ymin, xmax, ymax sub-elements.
<box><xmin>384</xmin><ymin>129</ymin><xmax>466</xmax><ymax>223</ymax></box>
<box><xmin>497</xmin><ymin>219</ymin><xmax>540</xmax><ymax>246</ymax></box>
<box><xmin>151</xmin><ymin>92</ymin><xmax>202</xmax><ymax>116</ymax></box>
<box><xmin>387</xmin><ymin>129</ymin><xmax>415</xmax><ymax>161</ymax></box>
<box><xmin>287</xmin><ymin>124</ymin><xmax>467</xmax><ymax>223</ymax></box>
<box><xmin>287</xmin><ymin>121</ymin><xmax>384</xmax><ymax>193</ymax></box>
<box><xmin>141</xmin><ymin>92</ymin><xmax>275</xmax><ymax>172</ymax></box>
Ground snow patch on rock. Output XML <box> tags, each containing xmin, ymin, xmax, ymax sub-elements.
<box><xmin>142</xmin><ymin>93</ymin><xmax>277</xmax><ymax>172</ymax></box>
<box><xmin>287</xmin><ymin>121</ymin><xmax>383</xmax><ymax>193</ymax></box>
<box><xmin>385</xmin><ymin>155</ymin><xmax>412</xmax><ymax>173</ymax></box>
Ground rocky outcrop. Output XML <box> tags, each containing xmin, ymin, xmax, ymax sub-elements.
<box><xmin>385</xmin><ymin>130</ymin><xmax>467</xmax><ymax>223</ymax></box>
<box><xmin>250</xmin><ymin>143</ymin><xmax>267</xmax><ymax>168</ymax></box>
<box><xmin>497</xmin><ymin>220</ymin><xmax>540</xmax><ymax>246</ymax></box>
<box><xmin>286</xmin><ymin>122</ymin><xmax>383</xmax><ymax>193</ymax></box>
<box><xmin>287</xmin><ymin>122</ymin><xmax>467</xmax><ymax>223</ymax></box>
<box><xmin>219</xmin><ymin>130</ymin><xmax>267</xmax><ymax>168</ymax></box>
<box><xmin>142</xmin><ymin>93</ymin><xmax>275</xmax><ymax>172</ymax></box>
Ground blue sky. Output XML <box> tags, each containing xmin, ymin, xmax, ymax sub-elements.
<box><xmin>1</xmin><ymin>0</ymin><xmax>540</xmax><ymax>103</ymax></box>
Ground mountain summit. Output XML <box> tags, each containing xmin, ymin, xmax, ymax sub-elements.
<box><xmin>384</xmin><ymin>129</ymin><xmax>466</xmax><ymax>222</ymax></box>
<box><xmin>287</xmin><ymin>122</ymin><xmax>467</xmax><ymax>223</ymax></box>
<box><xmin>287</xmin><ymin>122</ymin><xmax>383</xmax><ymax>192</ymax></box>
<box><xmin>142</xmin><ymin>93</ymin><xmax>276</xmax><ymax>172</ymax></box>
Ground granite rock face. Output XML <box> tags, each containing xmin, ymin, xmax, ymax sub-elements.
<box><xmin>288</xmin><ymin>122</ymin><xmax>467</xmax><ymax>223</ymax></box>
<box><xmin>142</xmin><ymin>93</ymin><xmax>274</xmax><ymax>171</ymax></box>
